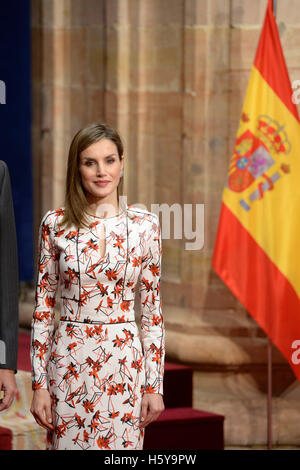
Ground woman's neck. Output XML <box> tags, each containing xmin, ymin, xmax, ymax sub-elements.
<box><xmin>86</xmin><ymin>198</ymin><xmax>120</xmax><ymax>218</ymax></box>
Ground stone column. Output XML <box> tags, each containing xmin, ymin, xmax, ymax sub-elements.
<box><xmin>31</xmin><ymin>0</ymin><xmax>107</xmax><ymax>216</ymax></box>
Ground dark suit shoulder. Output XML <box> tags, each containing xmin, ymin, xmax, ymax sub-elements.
<box><xmin>0</xmin><ymin>159</ymin><xmax>8</xmax><ymax>173</ymax></box>
<box><xmin>0</xmin><ymin>160</ymin><xmax>8</xmax><ymax>187</ymax></box>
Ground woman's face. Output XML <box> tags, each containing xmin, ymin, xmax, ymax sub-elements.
<box><xmin>79</xmin><ymin>138</ymin><xmax>124</xmax><ymax>202</ymax></box>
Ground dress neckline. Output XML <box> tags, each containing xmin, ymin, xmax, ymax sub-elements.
<box><xmin>85</xmin><ymin>205</ymin><xmax>127</xmax><ymax>220</ymax></box>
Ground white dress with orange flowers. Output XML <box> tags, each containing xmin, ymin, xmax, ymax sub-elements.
<box><xmin>30</xmin><ymin>205</ymin><xmax>165</xmax><ymax>450</ymax></box>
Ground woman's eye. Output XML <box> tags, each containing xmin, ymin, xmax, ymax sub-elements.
<box><xmin>84</xmin><ymin>159</ymin><xmax>115</xmax><ymax>166</ymax></box>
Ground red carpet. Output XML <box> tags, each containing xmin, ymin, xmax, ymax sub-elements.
<box><xmin>17</xmin><ymin>330</ymin><xmax>31</xmax><ymax>372</ymax></box>
<box><xmin>0</xmin><ymin>427</ymin><xmax>12</xmax><ymax>450</ymax></box>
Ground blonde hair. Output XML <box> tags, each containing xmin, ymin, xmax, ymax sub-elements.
<box><xmin>57</xmin><ymin>122</ymin><xmax>130</xmax><ymax>229</ymax></box>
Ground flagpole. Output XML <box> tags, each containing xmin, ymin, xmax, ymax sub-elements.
<box><xmin>267</xmin><ymin>338</ymin><xmax>272</xmax><ymax>449</ymax></box>
<box><xmin>267</xmin><ymin>1</ymin><xmax>276</xmax><ymax>452</ymax></box>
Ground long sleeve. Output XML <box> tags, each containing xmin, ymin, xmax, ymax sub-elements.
<box><xmin>30</xmin><ymin>210</ymin><xmax>60</xmax><ymax>390</ymax></box>
<box><xmin>0</xmin><ymin>161</ymin><xmax>19</xmax><ymax>373</ymax></box>
<box><xmin>139</xmin><ymin>213</ymin><xmax>165</xmax><ymax>396</ymax></box>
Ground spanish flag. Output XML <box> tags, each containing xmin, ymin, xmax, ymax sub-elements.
<box><xmin>212</xmin><ymin>0</ymin><xmax>300</xmax><ymax>379</ymax></box>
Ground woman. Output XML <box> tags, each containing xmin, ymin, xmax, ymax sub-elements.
<box><xmin>30</xmin><ymin>123</ymin><xmax>165</xmax><ymax>450</ymax></box>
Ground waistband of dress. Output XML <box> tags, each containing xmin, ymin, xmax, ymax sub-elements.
<box><xmin>59</xmin><ymin>318</ymin><xmax>136</xmax><ymax>326</ymax></box>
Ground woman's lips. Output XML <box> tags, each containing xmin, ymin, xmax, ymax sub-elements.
<box><xmin>94</xmin><ymin>181</ymin><xmax>110</xmax><ymax>187</ymax></box>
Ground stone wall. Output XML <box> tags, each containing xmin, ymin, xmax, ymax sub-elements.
<box><xmin>26</xmin><ymin>0</ymin><xmax>300</xmax><ymax>448</ymax></box>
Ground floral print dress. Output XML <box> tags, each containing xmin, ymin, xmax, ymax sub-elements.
<box><xmin>30</xmin><ymin>204</ymin><xmax>165</xmax><ymax>450</ymax></box>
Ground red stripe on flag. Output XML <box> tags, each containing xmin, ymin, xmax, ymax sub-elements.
<box><xmin>212</xmin><ymin>202</ymin><xmax>300</xmax><ymax>380</ymax></box>
<box><xmin>254</xmin><ymin>0</ymin><xmax>299</xmax><ymax>122</ymax></box>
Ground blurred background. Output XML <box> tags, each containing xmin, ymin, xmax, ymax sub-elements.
<box><xmin>1</xmin><ymin>0</ymin><xmax>300</xmax><ymax>450</ymax></box>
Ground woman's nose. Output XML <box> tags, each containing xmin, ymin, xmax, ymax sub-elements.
<box><xmin>96</xmin><ymin>164</ymin><xmax>105</xmax><ymax>175</ymax></box>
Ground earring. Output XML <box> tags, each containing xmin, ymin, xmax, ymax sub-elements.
<box><xmin>120</xmin><ymin>169</ymin><xmax>124</xmax><ymax>178</ymax></box>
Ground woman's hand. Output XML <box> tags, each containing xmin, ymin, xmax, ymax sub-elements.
<box><xmin>139</xmin><ymin>393</ymin><xmax>165</xmax><ymax>429</ymax></box>
<box><xmin>30</xmin><ymin>389</ymin><xmax>54</xmax><ymax>432</ymax></box>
